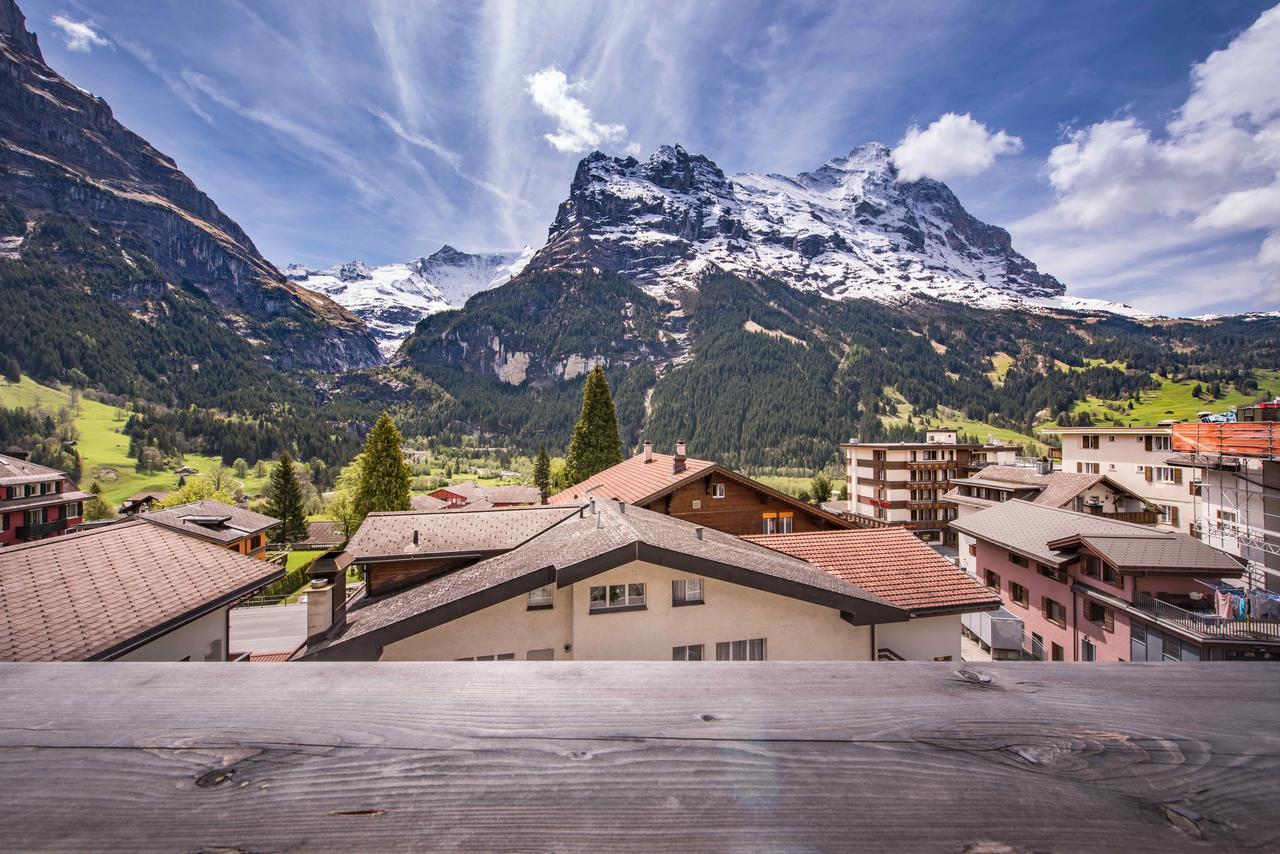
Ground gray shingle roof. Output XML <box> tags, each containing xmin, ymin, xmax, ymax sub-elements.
<box><xmin>346</xmin><ymin>506</ymin><xmax>580</xmax><ymax>562</ymax></box>
<box><xmin>950</xmin><ymin>499</ymin><xmax>1239</xmax><ymax>573</ymax></box>
<box><xmin>303</xmin><ymin>501</ymin><xmax>906</xmax><ymax>660</ymax></box>
<box><xmin>138</xmin><ymin>500</ymin><xmax>279</xmax><ymax>545</ymax></box>
<box><xmin>0</xmin><ymin>520</ymin><xmax>283</xmax><ymax>661</ymax></box>
<box><xmin>0</xmin><ymin>453</ymin><xmax>66</xmax><ymax>485</ymax></box>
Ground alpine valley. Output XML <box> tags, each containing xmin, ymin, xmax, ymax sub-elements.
<box><xmin>1</xmin><ymin>0</ymin><xmax>1277</xmax><ymax>475</ymax></box>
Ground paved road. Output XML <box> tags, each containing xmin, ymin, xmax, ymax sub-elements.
<box><xmin>229</xmin><ymin>604</ymin><xmax>307</xmax><ymax>655</ymax></box>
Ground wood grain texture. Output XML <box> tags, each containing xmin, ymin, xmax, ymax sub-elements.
<box><xmin>0</xmin><ymin>662</ymin><xmax>1277</xmax><ymax>852</ymax></box>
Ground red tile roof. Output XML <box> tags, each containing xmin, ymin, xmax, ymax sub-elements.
<box><xmin>742</xmin><ymin>528</ymin><xmax>1001</xmax><ymax>614</ymax></box>
<box><xmin>547</xmin><ymin>452</ymin><xmax>715</xmax><ymax>505</ymax></box>
<box><xmin>0</xmin><ymin>520</ymin><xmax>283</xmax><ymax>661</ymax></box>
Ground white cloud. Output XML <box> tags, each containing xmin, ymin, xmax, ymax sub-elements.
<box><xmin>525</xmin><ymin>67</ymin><xmax>630</xmax><ymax>153</ymax></box>
<box><xmin>1019</xmin><ymin>3</ymin><xmax>1280</xmax><ymax>313</ymax></box>
<box><xmin>891</xmin><ymin>113</ymin><xmax>1022</xmax><ymax>182</ymax></box>
<box><xmin>50</xmin><ymin>15</ymin><xmax>110</xmax><ymax>52</ymax></box>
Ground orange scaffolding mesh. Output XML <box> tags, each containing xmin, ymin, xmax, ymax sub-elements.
<box><xmin>1172</xmin><ymin>422</ymin><xmax>1280</xmax><ymax>460</ymax></box>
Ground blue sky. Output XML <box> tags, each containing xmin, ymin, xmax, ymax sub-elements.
<box><xmin>22</xmin><ymin>0</ymin><xmax>1280</xmax><ymax>315</ymax></box>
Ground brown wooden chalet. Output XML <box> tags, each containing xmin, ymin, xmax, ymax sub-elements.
<box><xmin>547</xmin><ymin>441</ymin><xmax>851</xmax><ymax>536</ymax></box>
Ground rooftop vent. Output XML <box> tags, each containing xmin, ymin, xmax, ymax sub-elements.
<box><xmin>185</xmin><ymin>514</ymin><xmax>232</xmax><ymax>527</ymax></box>
<box><xmin>694</xmin><ymin>526</ymin><xmax>704</xmax><ymax>541</ymax></box>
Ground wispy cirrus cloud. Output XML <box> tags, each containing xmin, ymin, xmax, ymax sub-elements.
<box><xmin>50</xmin><ymin>14</ymin><xmax>109</xmax><ymax>52</ymax></box>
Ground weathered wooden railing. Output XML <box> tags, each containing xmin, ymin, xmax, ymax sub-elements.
<box><xmin>0</xmin><ymin>663</ymin><xmax>1277</xmax><ymax>850</ymax></box>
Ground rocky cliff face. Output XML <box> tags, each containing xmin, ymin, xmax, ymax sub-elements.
<box><xmin>527</xmin><ymin>143</ymin><xmax>1070</xmax><ymax>311</ymax></box>
<box><xmin>0</xmin><ymin>0</ymin><xmax>379</xmax><ymax>371</ymax></box>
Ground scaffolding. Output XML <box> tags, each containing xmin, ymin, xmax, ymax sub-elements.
<box><xmin>1171</xmin><ymin>422</ymin><xmax>1280</xmax><ymax>590</ymax></box>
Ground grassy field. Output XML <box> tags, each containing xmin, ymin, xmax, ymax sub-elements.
<box><xmin>1055</xmin><ymin>370</ymin><xmax>1280</xmax><ymax>428</ymax></box>
<box><xmin>877</xmin><ymin>386</ymin><xmax>1046</xmax><ymax>454</ymax></box>
<box><xmin>0</xmin><ymin>377</ymin><xmax>269</xmax><ymax>506</ymax></box>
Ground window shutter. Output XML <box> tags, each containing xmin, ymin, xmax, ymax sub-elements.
<box><xmin>1145</xmin><ymin>467</ymin><xmax>1153</xmax><ymax>483</ymax></box>
<box><xmin>1170</xmin><ymin>506</ymin><xmax>1179</xmax><ymax>527</ymax></box>
<box><xmin>1144</xmin><ymin>436</ymin><xmax>1153</xmax><ymax>452</ymax></box>
<box><xmin>1173</xmin><ymin>468</ymin><xmax>1183</xmax><ymax>484</ymax></box>
<box><xmin>1104</xmin><ymin>608</ymin><xmax>1115</xmax><ymax>632</ymax></box>
<box><xmin>1076</xmin><ymin>462</ymin><xmax>1083</xmax><ymax>473</ymax></box>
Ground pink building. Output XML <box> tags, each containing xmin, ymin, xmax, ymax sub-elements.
<box><xmin>951</xmin><ymin>500</ymin><xmax>1280</xmax><ymax>662</ymax></box>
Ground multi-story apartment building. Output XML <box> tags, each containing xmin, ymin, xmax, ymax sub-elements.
<box><xmin>1046</xmin><ymin>426</ymin><xmax>1196</xmax><ymax>533</ymax></box>
<box><xmin>0</xmin><ymin>452</ymin><xmax>87</xmax><ymax>546</ymax></box>
<box><xmin>952</xmin><ymin>499</ymin><xmax>1278</xmax><ymax>661</ymax></box>
<box><xmin>840</xmin><ymin>429</ymin><xmax>1016</xmax><ymax>544</ymax></box>
<box><xmin>944</xmin><ymin>461</ymin><xmax>1157</xmax><ymax>576</ymax></box>
<box><xmin>1169</xmin><ymin>420</ymin><xmax>1280</xmax><ymax>593</ymax></box>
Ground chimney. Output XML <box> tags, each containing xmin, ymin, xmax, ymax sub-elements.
<box><xmin>305</xmin><ymin>551</ymin><xmax>348</xmax><ymax>643</ymax></box>
<box><xmin>412</xmin><ymin>529</ymin><xmax>420</xmax><ymax>546</ymax></box>
<box><xmin>1038</xmin><ymin>457</ymin><xmax>1053</xmax><ymax>476</ymax></box>
<box><xmin>617</xmin><ymin>501</ymin><xmax>627</xmax><ymax>514</ymax></box>
<box><xmin>643</xmin><ymin>440</ymin><xmax>653</xmax><ymax>463</ymax></box>
<box><xmin>673</xmin><ymin>440</ymin><xmax>687</xmax><ymax>474</ymax></box>
<box><xmin>306</xmin><ymin>579</ymin><xmax>335</xmax><ymax>643</ymax></box>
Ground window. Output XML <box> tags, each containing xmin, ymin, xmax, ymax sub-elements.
<box><xmin>1082</xmin><ymin>435</ymin><xmax>1099</xmax><ymax>450</ymax></box>
<box><xmin>672</xmin><ymin>578</ymin><xmax>704</xmax><ymax>606</ymax></box>
<box><xmin>691</xmin><ymin>499</ymin><xmax>702</xmax><ymax>509</ymax></box>
<box><xmin>984</xmin><ymin>569</ymin><xmax>1000</xmax><ymax>590</ymax></box>
<box><xmin>1076</xmin><ymin>462</ymin><xmax>1100</xmax><ymax>475</ymax></box>
<box><xmin>1152</xmin><ymin>436</ymin><xmax>1172</xmax><ymax>452</ymax></box>
<box><xmin>1037</xmin><ymin>563</ymin><xmax>1066</xmax><ymax>583</ymax></box>
<box><xmin>1008</xmin><ymin>581</ymin><xmax>1029</xmax><ymax>607</ymax></box>
<box><xmin>968</xmin><ymin>544</ymin><xmax>976</xmax><ymax>557</ymax></box>
<box><xmin>672</xmin><ymin>644</ymin><xmax>704</xmax><ymax>661</ymax></box>
<box><xmin>457</xmin><ymin>653</ymin><xmax>517</xmax><ymax>661</ymax></box>
<box><xmin>1102</xmin><ymin>563</ymin><xmax>1120</xmax><ymax>586</ymax></box>
<box><xmin>1051</xmin><ymin>643</ymin><xmax>1064</xmax><ymax>662</ymax></box>
<box><xmin>65</xmin><ymin>502</ymin><xmax>82</xmax><ymax>519</ymax></box>
<box><xmin>711</xmin><ymin>483</ymin><xmax>726</xmax><ymax>499</ymax></box>
<box><xmin>1217</xmin><ymin>509</ymin><xmax>1238</xmax><ymax>525</ymax></box>
<box><xmin>527</xmin><ymin>584</ymin><xmax>555</xmax><ymax>609</ymax></box>
<box><xmin>1085</xmin><ymin>601</ymin><xmax>1114</xmax><ymax>631</ymax></box>
<box><xmin>527</xmin><ymin>649</ymin><xmax>555</xmax><ymax>661</ymax></box>
<box><xmin>1043</xmin><ymin>597</ymin><xmax>1067</xmax><ymax>627</ymax></box>
<box><xmin>762</xmin><ymin>512</ymin><xmax>793</xmax><ymax>534</ymax></box>
<box><xmin>588</xmin><ymin>583</ymin><xmax>646</xmax><ymax>612</ymax></box>
<box><xmin>1081</xmin><ymin>555</ymin><xmax>1100</xmax><ymax>577</ymax></box>
<box><xmin>1008</xmin><ymin>551</ymin><xmax>1027</xmax><ymax>568</ymax></box>
<box><xmin>1151</xmin><ymin>467</ymin><xmax>1176</xmax><ymax>483</ymax></box>
<box><xmin>716</xmin><ymin>638</ymin><xmax>767</xmax><ymax>661</ymax></box>
<box><xmin>1081</xmin><ymin>637</ymin><xmax>1096</xmax><ymax>662</ymax></box>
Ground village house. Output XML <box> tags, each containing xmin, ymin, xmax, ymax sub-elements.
<box><xmin>944</xmin><ymin>461</ymin><xmax>1158</xmax><ymax>575</ymax></box>
<box><xmin>138</xmin><ymin>499</ymin><xmax>279</xmax><ymax>558</ymax></box>
<box><xmin>426</xmin><ymin>481</ymin><xmax>541</xmax><ymax>511</ymax></box>
<box><xmin>0</xmin><ymin>519</ymin><xmax>284</xmax><ymax>661</ymax></box>
<box><xmin>839</xmin><ymin>429</ymin><xmax>1018</xmax><ymax>544</ymax></box>
<box><xmin>116</xmin><ymin>490</ymin><xmax>168</xmax><ymax>515</ymax></box>
<box><xmin>1044</xmin><ymin>425</ymin><xmax>1196</xmax><ymax>532</ymax></box>
<box><xmin>548</xmin><ymin>441</ymin><xmax>850</xmax><ymax>536</ymax></box>
<box><xmin>743</xmin><ymin>527</ymin><xmax>1002</xmax><ymax>661</ymax></box>
<box><xmin>296</xmin><ymin>501</ymin><xmax>933</xmax><ymax>662</ymax></box>
<box><xmin>950</xmin><ymin>499</ymin><xmax>1279</xmax><ymax>662</ymax></box>
<box><xmin>0</xmin><ymin>452</ymin><xmax>87</xmax><ymax>546</ymax></box>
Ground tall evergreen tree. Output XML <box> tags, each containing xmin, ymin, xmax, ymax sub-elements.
<box><xmin>533</xmin><ymin>446</ymin><xmax>551</xmax><ymax>497</ymax></box>
<box><xmin>266</xmin><ymin>452</ymin><xmax>308</xmax><ymax>543</ymax></box>
<box><xmin>564</xmin><ymin>366</ymin><xmax>623</xmax><ymax>484</ymax></box>
<box><xmin>355</xmin><ymin>412</ymin><xmax>411</xmax><ymax>520</ymax></box>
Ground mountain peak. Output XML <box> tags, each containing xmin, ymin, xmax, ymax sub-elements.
<box><xmin>526</xmin><ymin>139</ymin><xmax>1067</xmax><ymax>308</ymax></box>
<box><xmin>0</xmin><ymin>0</ymin><xmax>42</xmax><ymax>62</ymax></box>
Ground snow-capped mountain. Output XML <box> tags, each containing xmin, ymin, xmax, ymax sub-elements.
<box><xmin>287</xmin><ymin>245</ymin><xmax>532</xmax><ymax>352</ymax></box>
<box><xmin>526</xmin><ymin>142</ymin><xmax>1139</xmax><ymax>315</ymax></box>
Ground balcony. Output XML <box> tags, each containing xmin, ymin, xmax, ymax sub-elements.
<box><xmin>1134</xmin><ymin>592</ymin><xmax>1280</xmax><ymax>641</ymax></box>
<box><xmin>1098</xmin><ymin>511</ymin><xmax>1162</xmax><ymax>525</ymax></box>
<box><xmin>15</xmin><ymin>518</ymin><xmax>67</xmax><ymax>541</ymax></box>
<box><xmin>906</xmin><ymin>460</ymin><xmax>954</xmax><ymax>470</ymax></box>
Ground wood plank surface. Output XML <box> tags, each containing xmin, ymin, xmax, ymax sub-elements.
<box><xmin>0</xmin><ymin>662</ymin><xmax>1276</xmax><ymax>852</ymax></box>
